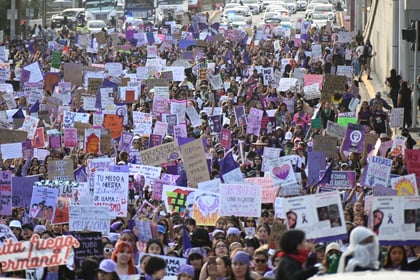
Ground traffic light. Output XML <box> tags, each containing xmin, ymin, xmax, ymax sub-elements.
<box><xmin>402</xmin><ymin>20</ymin><xmax>418</xmax><ymax>51</ymax></box>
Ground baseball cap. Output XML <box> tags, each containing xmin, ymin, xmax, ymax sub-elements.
<box><xmin>98</xmin><ymin>259</ymin><xmax>117</xmax><ymax>273</ymax></box>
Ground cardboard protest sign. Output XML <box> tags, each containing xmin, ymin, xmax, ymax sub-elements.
<box><xmin>362</xmin><ymin>133</ymin><xmax>378</xmax><ymax>158</ymax></box>
<box><xmin>139</xmin><ymin>141</ymin><xmax>181</xmax><ymax>166</ymax></box>
<box><xmin>363</xmin><ymin>156</ymin><xmax>392</xmax><ymax>188</ymax></box>
<box><xmin>192</xmin><ymin>190</ymin><xmax>220</xmax><ymax>225</ymax></box>
<box><xmin>268</xmin><ymin>221</ymin><xmax>288</xmax><ymax>250</ymax></box>
<box><xmin>69</xmin><ymin>205</ymin><xmax>110</xmax><ymax>235</ymax></box>
<box><xmin>93</xmin><ymin>171</ymin><xmax>129</xmax><ymax>217</ymax></box>
<box><xmin>321</xmin><ymin>75</ymin><xmax>346</xmax><ymax>102</ymax></box>
<box><xmin>180</xmin><ymin>138</ymin><xmax>210</xmax><ymax>187</ymax></box>
<box><xmin>282</xmin><ymin>192</ymin><xmax>347</xmax><ymax>241</ymax></box>
<box><xmin>63</xmin><ymin>63</ymin><xmax>83</xmax><ymax>85</ymax></box>
<box><xmin>0</xmin><ymin>171</ymin><xmax>12</xmax><ymax>215</ymax></box>
<box><xmin>219</xmin><ymin>184</ymin><xmax>262</xmax><ymax>217</ymax></box>
<box><xmin>162</xmin><ymin>185</ymin><xmax>196</xmax><ymax>215</ymax></box>
<box><xmin>391</xmin><ymin>174</ymin><xmax>418</xmax><ymax>196</ymax></box>
<box><xmin>313</xmin><ymin>135</ymin><xmax>337</xmax><ymax>159</ymax></box>
<box><xmin>69</xmin><ymin>232</ymin><xmax>103</xmax><ymax>269</ymax></box>
<box><xmin>0</xmin><ymin>235</ymin><xmax>80</xmax><ymax>272</ymax></box>
<box><xmin>0</xmin><ymin>128</ymin><xmax>27</xmax><ymax>144</ymax></box>
<box><xmin>88</xmin><ymin>77</ymin><xmax>103</xmax><ymax>95</ymax></box>
<box><xmin>48</xmin><ymin>159</ymin><xmax>75</xmax><ymax>181</ymax></box>
<box><xmin>369</xmin><ymin>196</ymin><xmax>420</xmax><ymax>243</ymax></box>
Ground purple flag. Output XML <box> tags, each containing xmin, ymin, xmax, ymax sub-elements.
<box><xmin>315</xmin><ymin>161</ymin><xmax>334</xmax><ymax>186</ymax></box>
<box><xmin>307</xmin><ymin>152</ymin><xmax>326</xmax><ymax>185</ymax></box>
<box><xmin>219</xmin><ymin>152</ymin><xmax>239</xmax><ymax>175</ymax></box>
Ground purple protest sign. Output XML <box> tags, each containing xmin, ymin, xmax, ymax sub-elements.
<box><xmin>307</xmin><ymin>152</ymin><xmax>326</xmax><ymax>186</ymax></box>
<box><xmin>319</xmin><ymin>171</ymin><xmax>356</xmax><ymax>190</ymax></box>
<box><xmin>234</xmin><ymin>106</ymin><xmax>247</xmax><ymax>126</ymax></box>
<box><xmin>119</xmin><ymin>132</ymin><xmax>134</xmax><ymax>152</ymax></box>
<box><xmin>246</xmin><ymin>108</ymin><xmax>263</xmax><ymax>136</ymax></box>
<box><xmin>342</xmin><ymin>123</ymin><xmax>365</xmax><ymax>154</ymax></box>
<box><xmin>12</xmin><ymin>175</ymin><xmax>39</xmax><ymax>208</ymax></box>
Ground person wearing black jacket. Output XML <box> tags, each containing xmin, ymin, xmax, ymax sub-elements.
<box><xmin>275</xmin><ymin>230</ymin><xmax>319</xmax><ymax>280</ymax></box>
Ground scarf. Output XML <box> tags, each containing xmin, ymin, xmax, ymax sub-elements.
<box><xmin>278</xmin><ymin>249</ymin><xmax>309</xmax><ymax>265</ymax></box>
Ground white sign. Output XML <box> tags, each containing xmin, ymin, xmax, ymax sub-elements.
<box><xmin>69</xmin><ymin>205</ymin><xmax>110</xmax><ymax>235</ymax></box>
<box><xmin>219</xmin><ymin>184</ymin><xmax>262</xmax><ymax>217</ymax></box>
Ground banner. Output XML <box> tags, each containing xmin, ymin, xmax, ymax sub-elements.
<box><xmin>180</xmin><ymin>139</ymin><xmax>210</xmax><ymax>187</ymax></box>
<box><xmin>93</xmin><ymin>171</ymin><xmax>129</xmax><ymax>217</ymax></box>
<box><xmin>0</xmin><ymin>235</ymin><xmax>80</xmax><ymax>272</ymax></box>
<box><xmin>219</xmin><ymin>184</ymin><xmax>262</xmax><ymax>217</ymax></box>
<box><xmin>281</xmin><ymin>192</ymin><xmax>347</xmax><ymax>241</ymax></box>
<box><xmin>139</xmin><ymin>142</ymin><xmax>181</xmax><ymax>166</ymax></box>
<box><xmin>192</xmin><ymin>190</ymin><xmax>219</xmax><ymax>225</ymax></box>
<box><xmin>69</xmin><ymin>205</ymin><xmax>110</xmax><ymax>235</ymax></box>
<box><xmin>319</xmin><ymin>171</ymin><xmax>356</xmax><ymax>190</ymax></box>
<box><xmin>369</xmin><ymin>196</ymin><xmax>420</xmax><ymax>243</ymax></box>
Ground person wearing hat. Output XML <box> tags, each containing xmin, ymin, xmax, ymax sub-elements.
<box><xmin>177</xmin><ymin>264</ymin><xmax>195</xmax><ymax>280</ymax></box>
<box><xmin>185</xmin><ymin>247</ymin><xmax>206</xmax><ymax>279</ymax></box>
<box><xmin>96</xmin><ymin>259</ymin><xmax>120</xmax><ymax>280</ymax></box>
<box><xmin>322</xmin><ymin>242</ymin><xmax>342</xmax><ymax>274</ymax></box>
<box><xmin>226</xmin><ymin>227</ymin><xmax>241</xmax><ymax>245</ymax></box>
<box><xmin>231</xmin><ymin>251</ymin><xmax>253</xmax><ymax>280</ymax></box>
<box><xmin>9</xmin><ymin>220</ymin><xmax>22</xmax><ymax>240</ymax></box>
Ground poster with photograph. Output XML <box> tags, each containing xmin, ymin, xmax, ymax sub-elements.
<box><xmin>369</xmin><ymin>196</ymin><xmax>420</xmax><ymax>243</ymax></box>
<box><xmin>281</xmin><ymin>192</ymin><xmax>346</xmax><ymax>241</ymax></box>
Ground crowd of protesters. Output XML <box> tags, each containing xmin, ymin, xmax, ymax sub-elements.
<box><xmin>0</xmin><ymin>5</ymin><xmax>419</xmax><ymax>280</ymax></box>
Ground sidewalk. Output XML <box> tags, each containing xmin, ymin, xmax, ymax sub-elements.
<box><xmin>361</xmin><ymin>72</ymin><xmax>420</xmax><ymax>146</ymax></box>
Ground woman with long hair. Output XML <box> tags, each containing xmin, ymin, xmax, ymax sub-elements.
<box><xmin>357</xmin><ymin>101</ymin><xmax>371</xmax><ymax>126</ymax></box>
<box><xmin>255</xmin><ymin>223</ymin><xmax>270</xmax><ymax>246</ymax></box>
<box><xmin>96</xmin><ymin>259</ymin><xmax>120</xmax><ymax>280</ymax></box>
<box><xmin>111</xmin><ymin>241</ymin><xmax>138</xmax><ymax>276</ymax></box>
<box><xmin>230</xmin><ymin>251</ymin><xmax>253</xmax><ymax>280</ymax></box>
<box><xmin>397</xmin><ymin>81</ymin><xmax>412</xmax><ymax>128</ymax></box>
<box><xmin>385</xmin><ymin>68</ymin><xmax>402</xmax><ymax>108</ymax></box>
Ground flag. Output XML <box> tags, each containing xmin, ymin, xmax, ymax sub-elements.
<box><xmin>210</xmin><ymin>23</ymin><xmax>219</xmax><ymax>35</ymax></box>
<box><xmin>219</xmin><ymin>152</ymin><xmax>239</xmax><ymax>175</ymax></box>
<box><xmin>182</xmin><ymin>225</ymin><xmax>192</xmax><ymax>257</ymax></box>
<box><xmin>315</xmin><ymin>161</ymin><xmax>334</xmax><ymax>186</ymax></box>
<box><xmin>29</xmin><ymin>100</ymin><xmax>40</xmax><ymax>113</ymax></box>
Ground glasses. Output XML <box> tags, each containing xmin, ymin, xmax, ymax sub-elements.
<box><xmin>254</xmin><ymin>259</ymin><xmax>266</xmax><ymax>264</ymax></box>
<box><xmin>104</xmin><ymin>248</ymin><xmax>114</xmax><ymax>254</ymax></box>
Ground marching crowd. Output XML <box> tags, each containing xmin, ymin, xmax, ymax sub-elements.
<box><xmin>0</xmin><ymin>7</ymin><xmax>420</xmax><ymax>280</ymax></box>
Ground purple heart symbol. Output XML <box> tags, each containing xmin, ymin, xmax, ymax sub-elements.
<box><xmin>273</xmin><ymin>164</ymin><xmax>290</xmax><ymax>180</ymax></box>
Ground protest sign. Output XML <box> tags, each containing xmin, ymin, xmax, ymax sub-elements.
<box><xmin>0</xmin><ymin>128</ymin><xmax>28</xmax><ymax>144</ymax></box>
<box><xmin>267</xmin><ymin>156</ymin><xmax>297</xmax><ymax>187</ymax></box>
<box><xmin>245</xmin><ymin>177</ymin><xmax>276</xmax><ymax>203</ymax></box>
<box><xmin>321</xmin><ymin>75</ymin><xmax>346</xmax><ymax>102</ymax></box>
<box><xmin>319</xmin><ymin>171</ymin><xmax>356</xmax><ymax>190</ymax></box>
<box><xmin>139</xmin><ymin>142</ymin><xmax>181</xmax><ymax>166</ymax></box>
<box><xmin>405</xmin><ymin>149</ymin><xmax>420</xmax><ymax>177</ymax></box>
<box><xmin>313</xmin><ymin>135</ymin><xmax>337</xmax><ymax>159</ymax></box>
<box><xmin>69</xmin><ymin>232</ymin><xmax>103</xmax><ymax>269</ymax></box>
<box><xmin>0</xmin><ymin>171</ymin><xmax>12</xmax><ymax>215</ymax></box>
<box><xmin>342</xmin><ymin>123</ymin><xmax>365</xmax><ymax>154</ymax></box>
<box><xmin>192</xmin><ymin>190</ymin><xmax>220</xmax><ymax>225</ymax></box>
<box><xmin>262</xmin><ymin>147</ymin><xmax>281</xmax><ymax>172</ymax></box>
<box><xmin>362</xmin><ymin>133</ymin><xmax>378</xmax><ymax>158</ymax></box>
<box><xmin>390</xmin><ymin>108</ymin><xmax>404</xmax><ymax>128</ymax></box>
<box><xmin>63</xmin><ymin>63</ymin><xmax>83</xmax><ymax>85</ymax></box>
<box><xmin>180</xmin><ymin>139</ymin><xmax>210</xmax><ymax>187</ymax></box>
<box><xmin>307</xmin><ymin>152</ymin><xmax>326</xmax><ymax>186</ymax></box>
<box><xmin>53</xmin><ymin>197</ymin><xmax>70</xmax><ymax>224</ymax></box>
<box><xmin>197</xmin><ymin>178</ymin><xmax>221</xmax><ymax>193</ymax></box>
<box><xmin>29</xmin><ymin>186</ymin><xmax>58</xmax><ymax>221</ymax></box>
<box><xmin>103</xmin><ymin>114</ymin><xmax>123</xmax><ymax>140</ymax></box>
<box><xmin>222</xmin><ymin>167</ymin><xmax>244</xmax><ymax>183</ymax></box>
<box><xmin>369</xmin><ymin>196</ymin><xmax>420</xmax><ymax>243</ymax></box>
<box><xmin>281</xmin><ymin>192</ymin><xmax>347</xmax><ymax>241</ymax></box>
<box><xmin>93</xmin><ymin>171</ymin><xmax>128</xmax><ymax>217</ymax></box>
<box><xmin>48</xmin><ymin>159</ymin><xmax>75</xmax><ymax>181</ymax></box>
<box><xmin>69</xmin><ymin>205</ymin><xmax>110</xmax><ymax>235</ymax></box>
<box><xmin>12</xmin><ymin>176</ymin><xmax>39</xmax><ymax>209</ymax></box>
<box><xmin>268</xmin><ymin>221</ymin><xmax>288</xmax><ymax>250</ymax></box>
<box><xmin>135</xmin><ymin>220</ymin><xmax>153</xmax><ymax>241</ymax></box>
<box><xmin>0</xmin><ymin>235</ymin><xmax>80</xmax><ymax>272</ymax></box>
<box><xmin>219</xmin><ymin>184</ymin><xmax>262</xmax><ymax>217</ymax></box>
<box><xmin>162</xmin><ymin>185</ymin><xmax>196</xmax><ymax>215</ymax></box>
<box><xmin>363</xmin><ymin>156</ymin><xmax>392</xmax><ymax>188</ymax></box>
<box><xmin>246</xmin><ymin>108</ymin><xmax>263</xmax><ymax>136</ymax></box>
<box><xmin>391</xmin><ymin>174</ymin><xmax>418</xmax><ymax>196</ymax></box>
<box><xmin>234</xmin><ymin>106</ymin><xmax>247</xmax><ymax>126</ymax></box>
<box><xmin>140</xmin><ymin>254</ymin><xmax>187</xmax><ymax>277</ymax></box>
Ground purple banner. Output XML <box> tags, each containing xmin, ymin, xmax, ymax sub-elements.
<box><xmin>319</xmin><ymin>171</ymin><xmax>357</xmax><ymax>190</ymax></box>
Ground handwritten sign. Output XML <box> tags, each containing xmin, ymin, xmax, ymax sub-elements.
<box><xmin>69</xmin><ymin>232</ymin><xmax>103</xmax><ymax>269</ymax></box>
<box><xmin>219</xmin><ymin>184</ymin><xmax>262</xmax><ymax>217</ymax></box>
<box><xmin>0</xmin><ymin>171</ymin><xmax>12</xmax><ymax>215</ymax></box>
<box><xmin>93</xmin><ymin>171</ymin><xmax>128</xmax><ymax>217</ymax></box>
<box><xmin>363</xmin><ymin>156</ymin><xmax>392</xmax><ymax>188</ymax></box>
<box><xmin>139</xmin><ymin>142</ymin><xmax>181</xmax><ymax>166</ymax></box>
<box><xmin>0</xmin><ymin>235</ymin><xmax>80</xmax><ymax>272</ymax></box>
<box><xmin>69</xmin><ymin>206</ymin><xmax>110</xmax><ymax>235</ymax></box>
<box><xmin>48</xmin><ymin>159</ymin><xmax>75</xmax><ymax>181</ymax></box>
<box><xmin>180</xmin><ymin>139</ymin><xmax>210</xmax><ymax>187</ymax></box>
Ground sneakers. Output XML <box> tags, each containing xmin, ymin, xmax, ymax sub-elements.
<box><xmin>367</xmin><ymin>76</ymin><xmax>373</xmax><ymax>80</ymax></box>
